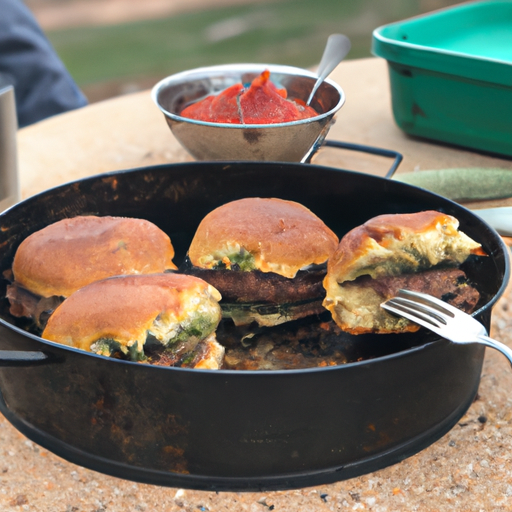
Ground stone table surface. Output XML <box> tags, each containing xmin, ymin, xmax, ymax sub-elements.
<box><xmin>3</xmin><ymin>57</ymin><xmax>512</xmax><ymax>511</ymax></box>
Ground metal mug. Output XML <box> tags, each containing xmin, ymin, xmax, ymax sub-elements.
<box><xmin>0</xmin><ymin>85</ymin><xmax>19</xmax><ymax>212</ymax></box>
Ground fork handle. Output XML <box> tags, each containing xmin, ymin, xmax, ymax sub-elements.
<box><xmin>477</xmin><ymin>335</ymin><xmax>512</xmax><ymax>367</ymax></box>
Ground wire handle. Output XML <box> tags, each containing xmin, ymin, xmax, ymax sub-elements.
<box><xmin>306</xmin><ymin>139</ymin><xmax>403</xmax><ymax>179</ymax></box>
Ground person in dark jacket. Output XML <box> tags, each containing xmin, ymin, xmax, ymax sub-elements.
<box><xmin>0</xmin><ymin>0</ymin><xmax>88</xmax><ymax>128</ymax></box>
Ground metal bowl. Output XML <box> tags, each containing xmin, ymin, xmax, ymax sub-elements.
<box><xmin>151</xmin><ymin>63</ymin><xmax>345</xmax><ymax>162</ymax></box>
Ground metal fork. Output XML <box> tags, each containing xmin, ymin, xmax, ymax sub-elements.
<box><xmin>381</xmin><ymin>289</ymin><xmax>512</xmax><ymax>367</ymax></box>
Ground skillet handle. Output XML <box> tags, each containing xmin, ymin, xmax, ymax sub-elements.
<box><xmin>0</xmin><ymin>350</ymin><xmax>53</xmax><ymax>367</ymax></box>
<box><xmin>308</xmin><ymin>140</ymin><xmax>403</xmax><ymax>178</ymax></box>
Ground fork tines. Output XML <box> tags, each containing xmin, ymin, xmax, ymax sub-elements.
<box><xmin>393</xmin><ymin>289</ymin><xmax>457</xmax><ymax>318</ymax></box>
<box><xmin>380</xmin><ymin>288</ymin><xmax>461</xmax><ymax>331</ymax></box>
<box><xmin>381</xmin><ymin>296</ymin><xmax>444</xmax><ymax>329</ymax></box>
<box><xmin>381</xmin><ymin>298</ymin><xmax>439</xmax><ymax>329</ymax></box>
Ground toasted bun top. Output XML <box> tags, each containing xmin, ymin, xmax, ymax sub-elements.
<box><xmin>324</xmin><ymin>210</ymin><xmax>485</xmax><ymax>289</ymax></box>
<box><xmin>188</xmin><ymin>198</ymin><xmax>339</xmax><ymax>278</ymax></box>
<box><xmin>12</xmin><ymin>216</ymin><xmax>177</xmax><ymax>298</ymax></box>
<box><xmin>42</xmin><ymin>273</ymin><xmax>222</xmax><ymax>352</ymax></box>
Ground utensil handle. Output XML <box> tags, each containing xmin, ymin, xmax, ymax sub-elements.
<box><xmin>316</xmin><ymin>140</ymin><xmax>403</xmax><ymax>178</ymax></box>
<box><xmin>307</xmin><ymin>34</ymin><xmax>351</xmax><ymax>106</ymax></box>
<box><xmin>472</xmin><ymin>207</ymin><xmax>512</xmax><ymax>237</ymax></box>
<box><xmin>0</xmin><ymin>350</ymin><xmax>52</xmax><ymax>367</ymax></box>
<box><xmin>477</xmin><ymin>334</ymin><xmax>512</xmax><ymax>368</ymax></box>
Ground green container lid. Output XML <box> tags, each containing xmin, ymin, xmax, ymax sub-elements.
<box><xmin>372</xmin><ymin>0</ymin><xmax>512</xmax><ymax>87</ymax></box>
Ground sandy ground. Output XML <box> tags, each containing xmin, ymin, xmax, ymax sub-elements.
<box><xmin>26</xmin><ymin>0</ymin><xmax>272</xmax><ymax>30</ymax></box>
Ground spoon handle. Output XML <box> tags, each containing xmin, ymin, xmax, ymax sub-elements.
<box><xmin>307</xmin><ymin>34</ymin><xmax>351</xmax><ymax>106</ymax></box>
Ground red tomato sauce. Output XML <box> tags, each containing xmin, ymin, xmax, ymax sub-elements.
<box><xmin>180</xmin><ymin>70</ymin><xmax>318</xmax><ymax>124</ymax></box>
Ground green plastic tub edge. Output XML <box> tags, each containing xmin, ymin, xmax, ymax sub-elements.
<box><xmin>371</xmin><ymin>0</ymin><xmax>512</xmax><ymax>157</ymax></box>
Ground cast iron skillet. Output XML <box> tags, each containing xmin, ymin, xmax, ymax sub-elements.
<box><xmin>0</xmin><ymin>161</ymin><xmax>508</xmax><ymax>491</ymax></box>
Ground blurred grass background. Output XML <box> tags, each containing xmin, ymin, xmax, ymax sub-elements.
<box><xmin>26</xmin><ymin>0</ymin><xmax>462</xmax><ymax>103</ymax></box>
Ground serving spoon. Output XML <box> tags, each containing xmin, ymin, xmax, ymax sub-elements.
<box><xmin>306</xmin><ymin>33</ymin><xmax>351</xmax><ymax>106</ymax></box>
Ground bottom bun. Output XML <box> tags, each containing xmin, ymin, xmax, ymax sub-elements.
<box><xmin>325</xmin><ymin>267</ymin><xmax>480</xmax><ymax>334</ymax></box>
<box><xmin>222</xmin><ymin>298</ymin><xmax>326</xmax><ymax>327</ymax></box>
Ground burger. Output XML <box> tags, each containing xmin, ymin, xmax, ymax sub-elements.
<box><xmin>5</xmin><ymin>215</ymin><xmax>177</xmax><ymax>329</ymax></box>
<box><xmin>42</xmin><ymin>273</ymin><xmax>224</xmax><ymax>367</ymax></box>
<box><xmin>183</xmin><ymin>197</ymin><xmax>339</xmax><ymax>327</ymax></box>
<box><xmin>322</xmin><ymin>210</ymin><xmax>486</xmax><ymax>334</ymax></box>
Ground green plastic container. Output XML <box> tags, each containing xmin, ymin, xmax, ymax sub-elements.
<box><xmin>372</xmin><ymin>0</ymin><xmax>512</xmax><ymax>157</ymax></box>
